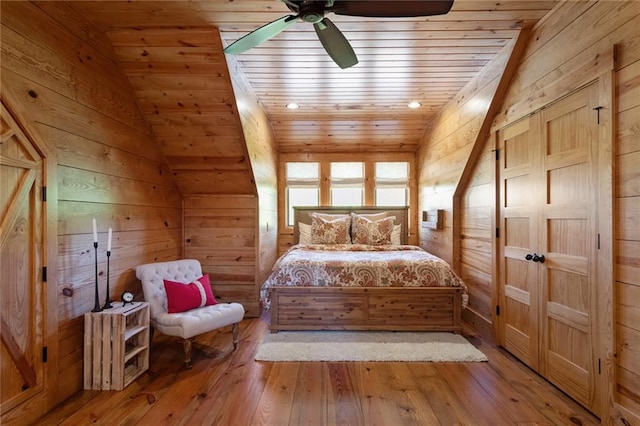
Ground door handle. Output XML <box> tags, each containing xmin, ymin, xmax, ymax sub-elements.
<box><xmin>532</xmin><ymin>254</ymin><xmax>546</xmax><ymax>263</ymax></box>
<box><xmin>525</xmin><ymin>253</ymin><xmax>533</xmax><ymax>261</ymax></box>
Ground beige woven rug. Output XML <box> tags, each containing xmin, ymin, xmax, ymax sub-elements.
<box><xmin>255</xmin><ymin>331</ymin><xmax>488</xmax><ymax>362</ymax></box>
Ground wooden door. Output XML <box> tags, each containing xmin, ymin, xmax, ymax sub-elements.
<box><xmin>497</xmin><ymin>83</ymin><xmax>602</xmax><ymax>415</ymax></box>
<box><xmin>0</xmin><ymin>102</ymin><xmax>45</xmax><ymax>413</ymax></box>
<box><xmin>538</xmin><ymin>84</ymin><xmax>600</xmax><ymax>413</ymax></box>
<box><xmin>497</xmin><ymin>116</ymin><xmax>540</xmax><ymax>370</ymax></box>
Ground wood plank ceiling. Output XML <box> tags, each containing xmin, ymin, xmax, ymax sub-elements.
<box><xmin>73</xmin><ymin>0</ymin><xmax>559</xmax><ymax>154</ymax></box>
<box><xmin>108</xmin><ymin>26</ymin><xmax>258</xmax><ymax>195</ymax></box>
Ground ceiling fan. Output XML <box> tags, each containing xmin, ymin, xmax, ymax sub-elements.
<box><xmin>223</xmin><ymin>0</ymin><xmax>454</xmax><ymax>69</ymax></box>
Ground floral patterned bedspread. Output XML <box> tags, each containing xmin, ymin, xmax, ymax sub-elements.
<box><xmin>261</xmin><ymin>244</ymin><xmax>468</xmax><ymax>307</ymax></box>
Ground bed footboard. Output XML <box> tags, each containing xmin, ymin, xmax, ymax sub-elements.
<box><xmin>268</xmin><ymin>286</ymin><xmax>463</xmax><ymax>333</ymax></box>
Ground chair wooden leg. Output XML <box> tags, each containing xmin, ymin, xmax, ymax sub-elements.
<box><xmin>183</xmin><ymin>339</ymin><xmax>193</xmax><ymax>369</ymax></box>
<box><xmin>232</xmin><ymin>323</ymin><xmax>239</xmax><ymax>350</ymax></box>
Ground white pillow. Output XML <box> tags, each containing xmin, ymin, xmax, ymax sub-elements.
<box><xmin>391</xmin><ymin>224</ymin><xmax>402</xmax><ymax>245</ymax></box>
<box><xmin>298</xmin><ymin>222</ymin><xmax>312</xmax><ymax>244</ymax></box>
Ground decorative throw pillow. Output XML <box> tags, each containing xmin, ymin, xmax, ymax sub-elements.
<box><xmin>351</xmin><ymin>215</ymin><xmax>395</xmax><ymax>245</ymax></box>
<box><xmin>163</xmin><ymin>274</ymin><xmax>218</xmax><ymax>313</ymax></box>
<box><xmin>310</xmin><ymin>213</ymin><xmax>351</xmax><ymax>244</ymax></box>
<box><xmin>298</xmin><ymin>222</ymin><xmax>312</xmax><ymax>244</ymax></box>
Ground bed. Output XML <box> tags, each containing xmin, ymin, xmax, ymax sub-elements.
<box><xmin>262</xmin><ymin>206</ymin><xmax>467</xmax><ymax>333</ymax></box>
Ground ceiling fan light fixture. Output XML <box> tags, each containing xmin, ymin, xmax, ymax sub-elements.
<box><xmin>286</xmin><ymin>103</ymin><xmax>300</xmax><ymax>110</ymax></box>
<box><xmin>408</xmin><ymin>101</ymin><xmax>422</xmax><ymax>109</ymax></box>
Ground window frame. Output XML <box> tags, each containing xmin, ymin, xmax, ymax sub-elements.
<box><xmin>284</xmin><ymin>162</ymin><xmax>320</xmax><ymax>226</ymax></box>
<box><xmin>374</xmin><ymin>161</ymin><xmax>410</xmax><ymax>207</ymax></box>
<box><xmin>330</xmin><ymin>162</ymin><xmax>365</xmax><ymax>207</ymax></box>
<box><xmin>279</xmin><ymin>154</ymin><xmax>416</xmax><ymax>237</ymax></box>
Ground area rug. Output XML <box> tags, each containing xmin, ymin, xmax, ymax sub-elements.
<box><xmin>255</xmin><ymin>331</ymin><xmax>488</xmax><ymax>362</ymax></box>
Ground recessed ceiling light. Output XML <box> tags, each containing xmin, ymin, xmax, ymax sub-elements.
<box><xmin>286</xmin><ymin>103</ymin><xmax>300</xmax><ymax>110</ymax></box>
<box><xmin>407</xmin><ymin>101</ymin><xmax>422</xmax><ymax>109</ymax></box>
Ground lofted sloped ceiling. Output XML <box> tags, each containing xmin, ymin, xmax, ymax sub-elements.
<box><xmin>73</xmin><ymin>0</ymin><xmax>559</xmax><ymax>155</ymax></box>
<box><xmin>107</xmin><ymin>26</ymin><xmax>256</xmax><ymax>195</ymax></box>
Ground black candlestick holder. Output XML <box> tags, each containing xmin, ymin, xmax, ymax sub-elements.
<box><xmin>91</xmin><ymin>242</ymin><xmax>103</xmax><ymax>312</ymax></box>
<box><xmin>103</xmin><ymin>250</ymin><xmax>113</xmax><ymax>309</ymax></box>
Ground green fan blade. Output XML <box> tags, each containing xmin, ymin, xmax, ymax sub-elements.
<box><xmin>224</xmin><ymin>14</ymin><xmax>298</xmax><ymax>54</ymax></box>
<box><xmin>314</xmin><ymin>18</ymin><xmax>358</xmax><ymax>69</ymax></box>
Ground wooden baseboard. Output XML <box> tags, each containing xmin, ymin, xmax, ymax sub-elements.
<box><xmin>462</xmin><ymin>308</ymin><xmax>495</xmax><ymax>343</ymax></box>
<box><xmin>240</xmin><ymin>302</ymin><xmax>260</xmax><ymax>318</ymax></box>
<box><xmin>613</xmin><ymin>402</ymin><xmax>640</xmax><ymax>425</ymax></box>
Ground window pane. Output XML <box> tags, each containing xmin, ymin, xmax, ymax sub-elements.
<box><xmin>286</xmin><ymin>162</ymin><xmax>320</xmax><ymax>225</ymax></box>
<box><xmin>287</xmin><ymin>162</ymin><xmax>319</xmax><ymax>181</ymax></box>
<box><xmin>376</xmin><ymin>162</ymin><xmax>408</xmax><ymax>180</ymax></box>
<box><xmin>375</xmin><ymin>162</ymin><xmax>408</xmax><ymax>207</ymax></box>
<box><xmin>331</xmin><ymin>162</ymin><xmax>363</xmax><ymax>179</ymax></box>
<box><xmin>330</xmin><ymin>162</ymin><xmax>363</xmax><ymax>206</ymax></box>
<box><xmin>331</xmin><ymin>188</ymin><xmax>363</xmax><ymax>207</ymax></box>
<box><xmin>288</xmin><ymin>188</ymin><xmax>319</xmax><ymax>225</ymax></box>
<box><xmin>375</xmin><ymin>188</ymin><xmax>407</xmax><ymax>206</ymax></box>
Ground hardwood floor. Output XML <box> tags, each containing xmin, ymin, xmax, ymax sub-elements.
<box><xmin>34</xmin><ymin>314</ymin><xmax>600</xmax><ymax>425</ymax></box>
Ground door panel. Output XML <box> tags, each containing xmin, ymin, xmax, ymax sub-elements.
<box><xmin>539</xmin><ymin>84</ymin><xmax>598</xmax><ymax>410</ymax></box>
<box><xmin>0</xmin><ymin>104</ymin><xmax>45</xmax><ymax>413</ymax></box>
<box><xmin>497</xmin><ymin>83</ymin><xmax>601</xmax><ymax>415</ymax></box>
<box><xmin>498</xmin><ymin>115</ymin><xmax>539</xmax><ymax>369</ymax></box>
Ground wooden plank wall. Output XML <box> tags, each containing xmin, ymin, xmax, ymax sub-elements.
<box><xmin>458</xmin><ymin>137</ymin><xmax>495</xmax><ymax>339</ymax></box>
<box><xmin>614</xmin><ymin>15</ymin><xmax>640</xmax><ymax>426</ymax></box>
<box><xmin>0</xmin><ymin>0</ymin><xmax>183</xmax><ymax>414</ymax></box>
<box><xmin>227</xmin><ymin>55</ymin><xmax>279</xmax><ymax>304</ymax></box>
<box><xmin>416</xmin><ymin>35</ymin><xmax>521</xmax><ymax>266</ymax></box>
<box><xmin>184</xmin><ymin>195</ymin><xmax>259</xmax><ymax>317</ymax></box>
<box><xmin>183</xmin><ymin>54</ymin><xmax>280</xmax><ymax>319</ymax></box>
<box><xmin>460</xmin><ymin>1</ymin><xmax>640</xmax><ymax>422</ymax></box>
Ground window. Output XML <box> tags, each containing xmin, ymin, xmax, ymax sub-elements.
<box><xmin>282</xmin><ymin>158</ymin><xmax>412</xmax><ymax>228</ymax></box>
<box><xmin>375</xmin><ymin>162</ymin><xmax>409</xmax><ymax>206</ymax></box>
<box><xmin>330</xmin><ymin>162</ymin><xmax>364</xmax><ymax>206</ymax></box>
<box><xmin>285</xmin><ymin>162</ymin><xmax>319</xmax><ymax>225</ymax></box>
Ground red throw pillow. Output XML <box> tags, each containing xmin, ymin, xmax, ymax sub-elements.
<box><xmin>163</xmin><ymin>274</ymin><xmax>218</xmax><ymax>313</ymax></box>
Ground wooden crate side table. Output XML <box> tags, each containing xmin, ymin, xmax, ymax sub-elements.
<box><xmin>84</xmin><ymin>302</ymin><xmax>150</xmax><ymax>390</ymax></box>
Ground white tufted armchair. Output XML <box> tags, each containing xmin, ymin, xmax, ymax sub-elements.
<box><xmin>135</xmin><ymin>259</ymin><xmax>245</xmax><ymax>368</ymax></box>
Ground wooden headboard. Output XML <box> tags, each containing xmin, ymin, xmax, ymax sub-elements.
<box><xmin>293</xmin><ymin>206</ymin><xmax>409</xmax><ymax>245</ymax></box>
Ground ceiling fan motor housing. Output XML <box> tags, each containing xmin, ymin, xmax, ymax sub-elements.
<box><xmin>299</xmin><ymin>2</ymin><xmax>326</xmax><ymax>24</ymax></box>
<box><xmin>302</xmin><ymin>12</ymin><xmax>324</xmax><ymax>23</ymax></box>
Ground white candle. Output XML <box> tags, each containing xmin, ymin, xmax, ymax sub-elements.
<box><xmin>92</xmin><ymin>218</ymin><xmax>98</xmax><ymax>243</ymax></box>
<box><xmin>107</xmin><ymin>228</ymin><xmax>112</xmax><ymax>252</ymax></box>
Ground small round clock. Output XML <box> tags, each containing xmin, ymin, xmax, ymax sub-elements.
<box><xmin>121</xmin><ymin>290</ymin><xmax>134</xmax><ymax>306</ymax></box>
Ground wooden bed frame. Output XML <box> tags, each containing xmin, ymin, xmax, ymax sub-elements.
<box><xmin>268</xmin><ymin>206</ymin><xmax>463</xmax><ymax>333</ymax></box>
